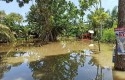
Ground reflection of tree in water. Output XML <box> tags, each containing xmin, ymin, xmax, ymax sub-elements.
<box><xmin>0</xmin><ymin>52</ymin><xmax>11</xmax><ymax>79</ymax></box>
<box><xmin>88</xmin><ymin>57</ymin><xmax>104</xmax><ymax>80</ymax></box>
<box><xmin>6</xmin><ymin>51</ymin><xmax>26</xmax><ymax>57</ymax></box>
<box><xmin>29</xmin><ymin>51</ymin><xmax>85</xmax><ymax>80</ymax></box>
<box><xmin>0</xmin><ymin>52</ymin><xmax>23</xmax><ymax>79</ymax></box>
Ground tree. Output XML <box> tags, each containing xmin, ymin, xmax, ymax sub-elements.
<box><xmin>27</xmin><ymin>0</ymin><xmax>71</xmax><ymax>42</ymax></box>
<box><xmin>1</xmin><ymin>0</ymin><xmax>100</xmax><ymax>43</ymax></box>
<box><xmin>110</xmin><ymin>6</ymin><xmax>118</xmax><ymax>26</ymax></box>
<box><xmin>78</xmin><ymin>0</ymin><xmax>98</xmax><ymax>20</ymax></box>
<box><xmin>87</xmin><ymin>8</ymin><xmax>109</xmax><ymax>39</ymax></box>
<box><xmin>0</xmin><ymin>10</ymin><xmax>6</xmax><ymax>24</ymax></box>
<box><xmin>3</xmin><ymin>12</ymin><xmax>23</xmax><ymax>30</ymax></box>
<box><xmin>26</xmin><ymin>0</ymin><xmax>100</xmax><ymax>43</ymax></box>
<box><xmin>0</xmin><ymin>24</ymin><xmax>16</xmax><ymax>42</ymax></box>
<box><xmin>114</xmin><ymin>0</ymin><xmax>125</xmax><ymax>70</ymax></box>
<box><xmin>1</xmin><ymin>12</ymin><xmax>24</xmax><ymax>38</ymax></box>
<box><xmin>105</xmin><ymin>6</ymin><xmax>118</xmax><ymax>28</ymax></box>
<box><xmin>26</xmin><ymin>0</ymin><xmax>84</xmax><ymax>42</ymax></box>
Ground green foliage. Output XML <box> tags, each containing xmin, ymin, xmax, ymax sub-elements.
<box><xmin>0</xmin><ymin>10</ymin><xmax>6</xmax><ymax>24</ymax></box>
<box><xmin>0</xmin><ymin>10</ymin><xmax>27</xmax><ymax>39</ymax></box>
<box><xmin>0</xmin><ymin>12</ymin><xmax>24</xmax><ymax>38</ymax></box>
<box><xmin>1</xmin><ymin>0</ymin><xmax>103</xmax><ymax>43</ymax></box>
<box><xmin>79</xmin><ymin>0</ymin><xmax>98</xmax><ymax>19</ymax></box>
<box><xmin>101</xmin><ymin>28</ymin><xmax>115</xmax><ymax>43</ymax></box>
<box><xmin>0</xmin><ymin>24</ymin><xmax>16</xmax><ymax>42</ymax></box>
<box><xmin>88</xmin><ymin>8</ymin><xmax>110</xmax><ymax>28</ymax></box>
<box><xmin>26</xmin><ymin>0</ymin><xmax>81</xmax><ymax>42</ymax></box>
<box><xmin>87</xmin><ymin>8</ymin><xmax>110</xmax><ymax>40</ymax></box>
<box><xmin>3</xmin><ymin>12</ymin><xmax>23</xmax><ymax>30</ymax></box>
<box><xmin>26</xmin><ymin>0</ymin><xmax>97</xmax><ymax>41</ymax></box>
<box><xmin>94</xmin><ymin>6</ymin><xmax>118</xmax><ymax>43</ymax></box>
<box><xmin>104</xmin><ymin>6</ymin><xmax>118</xmax><ymax>28</ymax></box>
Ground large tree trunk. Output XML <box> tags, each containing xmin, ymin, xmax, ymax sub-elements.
<box><xmin>114</xmin><ymin>0</ymin><xmax>125</xmax><ymax>70</ymax></box>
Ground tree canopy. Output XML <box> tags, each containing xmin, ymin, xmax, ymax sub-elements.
<box><xmin>0</xmin><ymin>0</ymin><xmax>118</xmax><ymax>43</ymax></box>
<box><xmin>26</xmin><ymin>0</ymin><xmax>99</xmax><ymax>43</ymax></box>
<box><xmin>0</xmin><ymin>24</ymin><xmax>16</xmax><ymax>42</ymax></box>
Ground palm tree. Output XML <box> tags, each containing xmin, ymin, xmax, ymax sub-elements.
<box><xmin>0</xmin><ymin>24</ymin><xmax>16</xmax><ymax>42</ymax></box>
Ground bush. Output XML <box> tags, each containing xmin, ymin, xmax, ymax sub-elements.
<box><xmin>101</xmin><ymin>28</ymin><xmax>115</xmax><ymax>43</ymax></box>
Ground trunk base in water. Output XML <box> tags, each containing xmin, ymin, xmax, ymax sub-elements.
<box><xmin>114</xmin><ymin>55</ymin><xmax>125</xmax><ymax>71</ymax></box>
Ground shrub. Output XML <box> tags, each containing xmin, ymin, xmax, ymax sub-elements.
<box><xmin>101</xmin><ymin>28</ymin><xmax>115</xmax><ymax>43</ymax></box>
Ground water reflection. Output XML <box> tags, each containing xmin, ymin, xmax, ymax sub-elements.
<box><xmin>0</xmin><ymin>52</ymin><xmax>11</xmax><ymax>80</ymax></box>
<box><xmin>29</xmin><ymin>52</ymin><xmax>85</xmax><ymax>80</ymax></box>
<box><xmin>1</xmin><ymin>41</ymin><xmax>125</xmax><ymax>80</ymax></box>
<box><xmin>0</xmin><ymin>51</ymin><xmax>113</xmax><ymax>80</ymax></box>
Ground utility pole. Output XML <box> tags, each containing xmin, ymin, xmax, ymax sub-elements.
<box><xmin>114</xmin><ymin>0</ymin><xmax>125</xmax><ymax>70</ymax></box>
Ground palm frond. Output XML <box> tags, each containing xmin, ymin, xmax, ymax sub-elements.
<box><xmin>0</xmin><ymin>24</ymin><xmax>16</xmax><ymax>42</ymax></box>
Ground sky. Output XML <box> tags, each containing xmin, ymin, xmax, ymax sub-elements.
<box><xmin>0</xmin><ymin>0</ymin><xmax>118</xmax><ymax>20</ymax></box>
<box><xmin>0</xmin><ymin>0</ymin><xmax>33</xmax><ymax>19</ymax></box>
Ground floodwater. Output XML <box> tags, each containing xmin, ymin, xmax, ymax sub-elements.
<box><xmin>0</xmin><ymin>40</ymin><xmax>125</xmax><ymax>80</ymax></box>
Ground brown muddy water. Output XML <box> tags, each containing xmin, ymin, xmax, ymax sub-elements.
<box><xmin>0</xmin><ymin>40</ymin><xmax>125</xmax><ymax>80</ymax></box>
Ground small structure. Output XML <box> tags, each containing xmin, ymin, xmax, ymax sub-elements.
<box><xmin>88</xmin><ymin>30</ymin><xmax>94</xmax><ymax>41</ymax></box>
<box><xmin>88</xmin><ymin>30</ymin><xmax>94</xmax><ymax>34</ymax></box>
<box><xmin>88</xmin><ymin>30</ymin><xmax>98</xmax><ymax>52</ymax></box>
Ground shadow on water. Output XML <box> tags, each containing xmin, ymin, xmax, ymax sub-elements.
<box><xmin>0</xmin><ymin>50</ymin><xmax>113</xmax><ymax>80</ymax></box>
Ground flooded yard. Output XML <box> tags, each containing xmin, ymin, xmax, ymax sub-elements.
<box><xmin>0</xmin><ymin>40</ymin><xmax>125</xmax><ymax>80</ymax></box>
